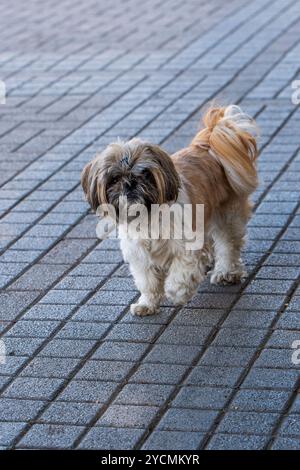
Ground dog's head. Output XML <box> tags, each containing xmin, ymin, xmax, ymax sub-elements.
<box><xmin>81</xmin><ymin>138</ymin><xmax>180</xmax><ymax>217</ymax></box>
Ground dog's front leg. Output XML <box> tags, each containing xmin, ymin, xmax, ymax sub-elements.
<box><xmin>121</xmin><ymin>240</ymin><xmax>165</xmax><ymax>316</ymax></box>
<box><xmin>130</xmin><ymin>262</ymin><xmax>165</xmax><ymax>316</ymax></box>
<box><xmin>165</xmin><ymin>254</ymin><xmax>205</xmax><ymax>306</ymax></box>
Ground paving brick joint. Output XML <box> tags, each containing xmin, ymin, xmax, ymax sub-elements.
<box><xmin>0</xmin><ymin>0</ymin><xmax>299</xmax><ymax>450</ymax></box>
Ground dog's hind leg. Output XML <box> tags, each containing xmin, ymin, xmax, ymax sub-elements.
<box><xmin>165</xmin><ymin>253</ymin><xmax>206</xmax><ymax>306</ymax></box>
<box><xmin>210</xmin><ymin>200</ymin><xmax>250</xmax><ymax>285</ymax></box>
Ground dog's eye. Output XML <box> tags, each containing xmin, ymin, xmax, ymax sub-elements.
<box><xmin>110</xmin><ymin>176</ymin><xmax>119</xmax><ymax>185</ymax></box>
<box><xmin>142</xmin><ymin>169</ymin><xmax>151</xmax><ymax>179</ymax></box>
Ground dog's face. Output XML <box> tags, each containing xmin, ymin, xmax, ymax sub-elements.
<box><xmin>81</xmin><ymin>138</ymin><xmax>180</xmax><ymax>217</ymax></box>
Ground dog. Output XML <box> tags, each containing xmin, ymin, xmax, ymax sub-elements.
<box><xmin>81</xmin><ymin>105</ymin><xmax>259</xmax><ymax>316</ymax></box>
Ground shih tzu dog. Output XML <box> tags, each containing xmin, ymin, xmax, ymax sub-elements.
<box><xmin>81</xmin><ymin>105</ymin><xmax>258</xmax><ymax>316</ymax></box>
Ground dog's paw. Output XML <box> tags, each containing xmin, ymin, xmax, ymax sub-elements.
<box><xmin>130</xmin><ymin>303</ymin><xmax>158</xmax><ymax>316</ymax></box>
<box><xmin>210</xmin><ymin>268</ymin><xmax>247</xmax><ymax>285</ymax></box>
<box><xmin>165</xmin><ymin>287</ymin><xmax>193</xmax><ymax>306</ymax></box>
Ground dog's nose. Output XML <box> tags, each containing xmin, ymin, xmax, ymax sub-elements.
<box><xmin>124</xmin><ymin>181</ymin><xmax>136</xmax><ymax>193</ymax></box>
<box><xmin>124</xmin><ymin>182</ymin><xmax>131</xmax><ymax>193</ymax></box>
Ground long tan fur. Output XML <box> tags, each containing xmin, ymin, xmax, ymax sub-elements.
<box><xmin>191</xmin><ymin>105</ymin><xmax>259</xmax><ymax>196</ymax></box>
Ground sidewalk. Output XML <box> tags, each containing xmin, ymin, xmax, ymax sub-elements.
<box><xmin>0</xmin><ymin>0</ymin><xmax>299</xmax><ymax>450</ymax></box>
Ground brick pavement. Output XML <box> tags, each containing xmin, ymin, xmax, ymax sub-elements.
<box><xmin>0</xmin><ymin>0</ymin><xmax>300</xmax><ymax>450</ymax></box>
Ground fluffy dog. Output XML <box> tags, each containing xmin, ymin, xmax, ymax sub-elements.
<box><xmin>81</xmin><ymin>105</ymin><xmax>258</xmax><ymax>316</ymax></box>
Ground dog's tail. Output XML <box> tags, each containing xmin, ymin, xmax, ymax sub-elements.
<box><xmin>192</xmin><ymin>105</ymin><xmax>259</xmax><ymax>196</ymax></box>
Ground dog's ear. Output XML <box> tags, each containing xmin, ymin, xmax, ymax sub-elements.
<box><xmin>145</xmin><ymin>144</ymin><xmax>180</xmax><ymax>203</ymax></box>
<box><xmin>81</xmin><ymin>160</ymin><xmax>102</xmax><ymax>211</ymax></box>
<box><xmin>81</xmin><ymin>161</ymin><xmax>92</xmax><ymax>197</ymax></box>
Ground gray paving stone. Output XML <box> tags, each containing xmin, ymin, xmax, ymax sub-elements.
<box><xmin>234</xmin><ymin>294</ymin><xmax>285</xmax><ymax>311</ymax></box>
<box><xmin>55</xmin><ymin>321</ymin><xmax>109</xmax><ymax>340</ymax></box>
<box><xmin>129</xmin><ymin>363</ymin><xmax>188</xmax><ymax>385</ymax></box>
<box><xmin>265</xmin><ymin>254</ymin><xmax>300</xmax><ymax>267</ymax></box>
<box><xmin>88</xmin><ymin>290</ymin><xmax>137</xmax><ymax>305</ymax></box>
<box><xmin>97</xmin><ymin>404</ymin><xmax>158</xmax><ymax>428</ymax></box>
<box><xmin>38</xmin><ymin>401</ymin><xmax>101</xmax><ymax>425</ymax></box>
<box><xmin>158</xmin><ymin>408</ymin><xmax>218</xmax><ymax>432</ymax></box>
<box><xmin>74</xmin><ymin>360</ymin><xmax>134</xmax><ymax>382</ymax></box>
<box><xmin>254</xmin><ymin>348</ymin><xmax>298</xmax><ymax>369</ymax></box>
<box><xmin>200</xmin><ymin>346</ymin><xmax>256</xmax><ymax>367</ymax></box>
<box><xmin>20</xmin><ymin>357</ymin><xmax>79</xmax><ymax>378</ymax></box>
<box><xmin>249</xmin><ymin>214</ymin><xmax>289</xmax><ymax>227</ymax></box>
<box><xmin>0</xmin><ymin>376</ymin><xmax>10</xmax><ymax>389</ymax></box>
<box><xmin>278</xmin><ymin>415</ymin><xmax>300</xmax><ymax>436</ymax></box>
<box><xmin>0</xmin><ymin>320</ymin><xmax>9</xmax><ymax>334</ymax></box>
<box><xmin>217</xmin><ymin>411</ymin><xmax>279</xmax><ymax>435</ymax></box>
<box><xmin>17</xmin><ymin>423</ymin><xmax>85</xmax><ymax>449</ymax></box>
<box><xmin>173</xmin><ymin>386</ymin><xmax>231</xmax><ymax>410</ymax></box>
<box><xmin>0</xmin><ymin>422</ymin><xmax>27</xmax><ymax>446</ymax></box>
<box><xmin>0</xmin><ymin>263</ymin><xmax>27</xmax><ymax>278</ymax></box>
<box><xmin>106</xmin><ymin>323</ymin><xmax>162</xmax><ymax>343</ymax></box>
<box><xmin>271</xmin><ymin>436</ymin><xmax>300</xmax><ymax>450</ymax></box>
<box><xmin>6</xmin><ymin>320</ymin><xmax>60</xmax><ymax>338</ymax></box>
<box><xmin>57</xmin><ymin>380</ymin><xmax>117</xmax><ymax>403</ymax></box>
<box><xmin>212</xmin><ymin>328</ymin><xmax>267</xmax><ymax>347</ymax></box>
<box><xmin>4</xmin><ymin>336</ymin><xmax>44</xmax><ymax>356</ymax></box>
<box><xmin>0</xmin><ymin>292</ymin><xmax>39</xmax><ymax>321</ymax></box>
<box><xmin>285</xmin><ymin>296</ymin><xmax>300</xmax><ymax>311</ymax></box>
<box><xmin>0</xmin><ymin>398</ymin><xmax>45</xmax><ymax>421</ymax></box>
<box><xmin>91</xmin><ymin>341</ymin><xmax>148</xmax><ymax>362</ymax></box>
<box><xmin>0</xmin><ymin>355</ymin><xmax>28</xmax><ymax>375</ymax></box>
<box><xmin>187</xmin><ymin>293</ymin><xmax>234</xmax><ymax>309</ymax></box>
<box><xmin>230</xmin><ymin>389</ymin><xmax>291</xmax><ymax>412</ymax></box>
<box><xmin>275</xmin><ymin>241</ymin><xmax>300</xmax><ymax>254</ymax></box>
<box><xmin>72</xmin><ymin>305</ymin><xmax>125</xmax><ymax>322</ymax></box>
<box><xmin>8</xmin><ymin>264</ymin><xmax>69</xmax><ymax>291</ymax></box>
<box><xmin>55</xmin><ymin>276</ymin><xmax>104</xmax><ymax>290</ymax></box>
<box><xmin>121</xmin><ymin>306</ymin><xmax>176</xmax><ymax>325</ymax></box>
<box><xmin>0</xmin><ymin>276</ymin><xmax>11</xmax><ymax>289</ymax></box>
<box><xmin>223</xmin><ymin>310</ymin><xmax>276</xmax><ymax>328</ymax></box>
<box><xmin>83</xmin><ymin>250</ymin><xmax>123</xmax><ymax>264</ymax></box>
<box><xmin>41</xmin><ymin>239</ymin><xmax>95</xmax><ymax>265</ymax></box>
<box><xmin>40</xmin><ymin>289</ymin><xmax>89</xmax><ymax>305</ymax></box>
<box><xmin>3</xmin><ymin>377</ymin><xmax>64</xmax><ymax>400</ymax></box>
<box><xmin>70</xmin><ymin>263</ymin><xmax>118</xmax><ymax>277</ymax></box>
<box><xmin>266</xmin><ymin>330</ymin><xmax>300</xmax><ymax>348</ymax></box>
<box><xmin>290</xmin><ymin>395</ymin><xmax>300</xmax><ymax>413</ymax></box>
<box><xmin>145</xmin><ymin>344</ymin><xmax>200</xmax><ymax>365</ymax></box>
<box><xmin>157</xmin><ymin>325</ymin><xmax>212</xmax><ymax>346</ymax></box>
<box><xmin>39</xmin><ymin>339</ymin><xmax>96</xmax><ymax>358</ymax></box>
<box><xmin>1</xmin><ymin>250</ymin><xmax>41</xmax><ymax>264</ymax></box>
<box><xmin>115</xmin><ymin>384</ymin><xmax>174</xmax><ymax>406</ymax></box>
<box><xmin>22</xmin><ymin>304</ymin><xmax>76</xmax><ymax>320</ymax></box>
<box><xmin>173</xmin><ymin>308</ymin><xmax>225</xmax><ymax>326</ymax></box>
<box><xmin>207</xmin><ymin>433</ymin><xmax>268</xmax><ymax>450</ymax></box>
<box><xmin>242</xmin><ymin>368</ymin><xmax>299</xmax><ymax>390</ymax></box>
<box><xmin>186</xmin><ymin>366</ymin><xmax>243</xmax><ymax>387</ymax></box>
<box><xmin>78</xmin><ymin>427</ymin><xmax>145</xmax><ymax>450</ymax></box>
<box><xmin>142</xmin><ymin>430</ymin><xmax>204</xmax><ymax>450</ymax></box>
<box><xmin>256</xmin><ymin>266</ymin><xmax>300</xmax><ymax>280</ymax></box>
<box><xmin>112</xmin><ymin>264</ymin><xmax>131</xmax><ymax>277</ymax></box>
<box><xmin>244</xmin><ymin>279</ymin><xmax>293</xmax><ymax>294</ymax></box>
<box><xmin>102</xmin><ymin>277</ymin><xmax>137</xmax><ymax>291</ymax></box>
